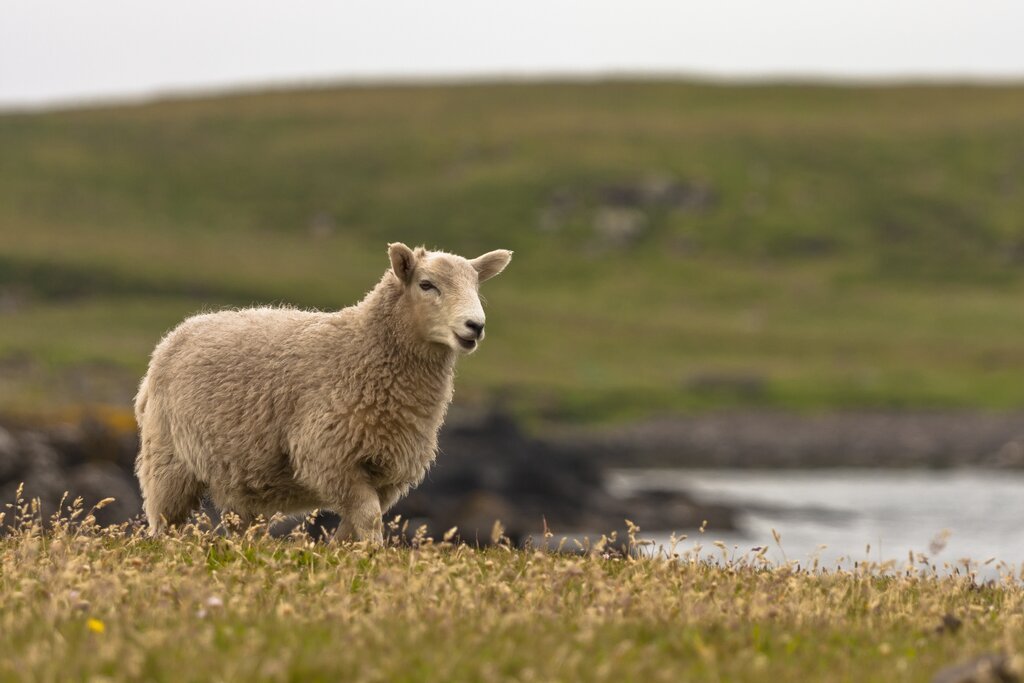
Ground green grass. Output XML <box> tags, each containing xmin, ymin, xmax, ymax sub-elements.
<box><xmin>0</xmin><ymin>508</ymin><xmax>1021</xmax><ymax>683</ymax></box>
<box><xmin>3</xmin><ymin>81</ymin><xmax>1024</xmax><ymax>420</ymax></box>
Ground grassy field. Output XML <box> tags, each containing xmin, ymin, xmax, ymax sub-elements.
<box><xmin>3</xmin><ymin>82</ymin><xmax>1024</xmax><ymax>421</ymax></box>
<box><xmin>0</xmin><ymin>503</ymin><xmax>1022</xmax><ymax>682</ymax></box>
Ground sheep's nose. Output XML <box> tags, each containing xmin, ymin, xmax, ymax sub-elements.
<box><xmin>464</xmin><ymin>320</ymin><xmax>485</xmax><ymax>338</ymax></box>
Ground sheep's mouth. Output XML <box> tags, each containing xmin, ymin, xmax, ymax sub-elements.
<box><xmin>454</xmin><ymin>334</ymin><xmax>477</xmax><ymax>351</ymax></box>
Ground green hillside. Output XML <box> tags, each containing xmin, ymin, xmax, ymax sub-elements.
<box><xmin>2</xmin><ymin>81</ymin><xmax>1024</xmax><ymax>421</ymax></box>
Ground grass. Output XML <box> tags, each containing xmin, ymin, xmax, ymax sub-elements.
<box><xmin>1</xmin><ymin>500</ymin><xmax>1022</xmax><ymax>682</ymax></box>
<box><xmin>3</xmin><ymin>81</ymin><xmax>1024</xmax><ymax>420</ymax></box>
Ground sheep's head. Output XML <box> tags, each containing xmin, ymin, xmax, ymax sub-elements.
<box><xmin>388</xmin><ymin>242</ymin><xmax>512</xmax><ymax>354</ymax></box>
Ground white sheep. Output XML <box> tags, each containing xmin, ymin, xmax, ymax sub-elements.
<box><xmin>134</xmin><ymin>243</ymin><xmax>511</xmax><ymax>542</ymax></box>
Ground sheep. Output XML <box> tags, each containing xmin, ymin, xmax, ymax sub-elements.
<box><xmin>134</xmin><ymin>242</ymin><xmax>512</xmax><ymax>543</ymax></box>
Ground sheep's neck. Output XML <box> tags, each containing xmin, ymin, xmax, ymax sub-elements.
<box><xmin>356</xmin><ymin>274</ymin><xmax>457</xmax><ymax>406</ymax></box>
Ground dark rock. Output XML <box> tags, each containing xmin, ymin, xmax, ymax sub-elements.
<box><xmin>49</xmin><ymin>416</ymin><xmax>137</xmax><ymax>469</ymax></box>
<box><xmin>68</xmin><ymin>463</ymin><xmax>142</xmax><ymax>525</ymax></box>
<box><xmin>592</xmin><ymin>208</ymin><xmax>648</xmax><ymax>247</ymax></box>
<box><xmin>537</xmin><ymin>189</ymin><xmax>576</xmax><ymax>234</ymax></box>
<box><xmin>549</xmin><ymin>412</ymin><xmax>1024</xmax><ymax>469</ymax></box>
<box><xmin>990</xmin><ymin>440</ymin><xmax>1024</xmax><ymax>468</ymax></box>
<box><xmin>8</xmin><ymin>432</ymin><xmax>69</xmax><ymax>511</ymax></box>
<box><xmin>545</xmin><ymin>176</ymin><xmax>716</xmax><ymax>250</ymax></box>
<box><xmin>0</xmin><ymin>408</ymin><xmax>740</xmax><ymax>542</ymax></box>
<box><xmin>932</xmin><ymin>654</ymin><xmax>1021</xmax><ymax>683</ymax></box>
<box><xmin>304</xmin><ymin>510</ymin><xmax>341</xmax><ymax>541</ymax></box>
<box><xmin>599</xmin><ymin>175</ymin><xmax>716</xmax><ymax>212</ymax></box>
<box><xmin>0</xmin><ymin>419</ymin><xmax>143</xmax><ymax>527</ymax></box>
<box><xmin>0</xmin><ymin>425</ymin><xmax>20</xmax><ymax>481</ymax></box>
<box><xmin>936</xmin><ymin>613</ymin><xmax>963</xmax><ymax>635</ymax></box>
<box><xmin>391</xmin><ymin>409</ymin><xmax>735</xmax><ymax>544</ymax></box>
<box><xmin>619</xmin><ymin>488</ymin><xmax>735</xmax><ymax>534</ymax></box>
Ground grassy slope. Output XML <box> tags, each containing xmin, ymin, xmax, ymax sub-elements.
<box><xmin>0</xmin><ymin>516</ymin><xmax>1021</xmax><ymax>683</ymax></box>
<box><xmin>2</xmin><ymin>82</ymin><xmax>1024</xmax><ymax>421</ymax></box>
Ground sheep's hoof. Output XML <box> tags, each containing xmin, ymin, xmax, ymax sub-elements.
<box><xmin>333</xmin><ymin>526</ymin><xmax>384</xmax><ymax>547</ymax></box>
<box><xmin>355</xmin><ymin>531</ymin><xmax>384</xmax><ymax>547</ymax></box>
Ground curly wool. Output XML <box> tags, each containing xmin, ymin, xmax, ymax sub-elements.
<box><xmin>134</xmin><ymin>244</ymin><xmax>510</xmax><ymax>541</ymax></box>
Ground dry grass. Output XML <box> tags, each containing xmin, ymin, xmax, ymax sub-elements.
<box><xmin>0</xmin><ymin>495</ymin><xmax>1022</xmax><ymax>682</ymax></box>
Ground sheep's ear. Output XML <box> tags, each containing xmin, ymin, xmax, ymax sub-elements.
<box><xmin>470</xmin><ymin>249</ymin><xmax>513</xmax><ymax>282</ymax></box>
<box><xmin>388</xmin><ymin>242</ymin><xmax>417</xmax><ymax>284</ymax></box>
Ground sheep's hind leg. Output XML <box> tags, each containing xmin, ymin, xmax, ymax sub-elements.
<box><xmin>333</xmin><ymin>474</ymin><xmax>384</xmax><ymax>545</ymax></box>
<box><xmin>137</xmin><ymin>443</ymin><xmax>203</xmax><ymax>535</ymax></box>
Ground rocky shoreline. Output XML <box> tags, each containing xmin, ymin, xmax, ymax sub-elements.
<box><xmin>546</xmin><ymin>410</ymin><xmax>1024</xmax><ymax>470</ymax></box>
<box><xmin>0</xmin><ymin>409</ymin><xmax>735</xmax><ymax>541</ymax></box>
<box><xmin>2</xmin><ymin>408</ymin><xmax>1022</xmax><ymax>542</ymax></box>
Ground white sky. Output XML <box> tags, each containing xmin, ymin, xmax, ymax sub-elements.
<box><xmin>2</xmin><ymin>0</ymin><xmax>1024</xmax><ymax>109</ymax></box>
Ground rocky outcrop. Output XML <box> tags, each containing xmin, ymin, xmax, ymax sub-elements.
<box><xmin>550</xmin><ymin>411</ymin><xmax>1024</xmax><ymax>469</ymax></box>
<box><xmin>932</xmin><ymin>653</ymin><xmax>1021</xmax><ymax>683</ymax></box>
<box><xmin>391</xmin><ymin>410</ymin><xmax>734</xmax><ymax>544</ymax></box>
<box><xmin>0</xmin><ymin>419</ymin><xmax>142</xmax><ymax>525</ymax></box>
<box><xmin>0</xmin><ymin>410</ymin><xmax>734</xmax><ymax>541</ymax></box>
<box><xmin>8</xmin><ymin>407</ymin><xmax>1021</xmax><ymax>540</ymax></box>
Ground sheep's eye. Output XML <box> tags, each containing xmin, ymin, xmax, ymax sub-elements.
<box><xmin>419</xmin><ymin>280</ymin><xmax>437</xmax><ymax>292</ymax></box>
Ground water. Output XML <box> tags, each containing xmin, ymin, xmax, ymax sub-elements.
<box><xmin>610</xmin><ymin>468</ymin><xmax>1024</xmax><ymax>575</ymax></box>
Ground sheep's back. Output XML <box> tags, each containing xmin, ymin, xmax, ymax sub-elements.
<box><xmin>144</xmin><ymin>307</ymin><xmax>332</xmax><ymax>478</ymax></box>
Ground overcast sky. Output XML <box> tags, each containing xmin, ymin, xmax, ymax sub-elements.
<box><xmin>3</xmin><ymin>0</ymin><xmax>1024</xmax><ymax>109</ymax></box>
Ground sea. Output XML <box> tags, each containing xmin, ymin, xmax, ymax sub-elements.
<box><xmin>610</xmin><ymin>468</ymin><xmax>1024</xmax><ymax>578</ymax></box>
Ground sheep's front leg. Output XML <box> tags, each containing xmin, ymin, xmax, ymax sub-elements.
<box><xmin>334</xmin><ymin>474</ymin><xmax>384</xmax><ymax>545</ymax></box>
<box><xmin>378</xmin><ymin>484</ymin><xmax>406</xmax><ymax>515</ymax></box>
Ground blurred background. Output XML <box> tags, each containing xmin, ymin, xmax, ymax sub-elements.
<box><xmin>2</xmin><ymin>0</ymin><xmax>1024</xmax><ymax>567</ymax></box>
